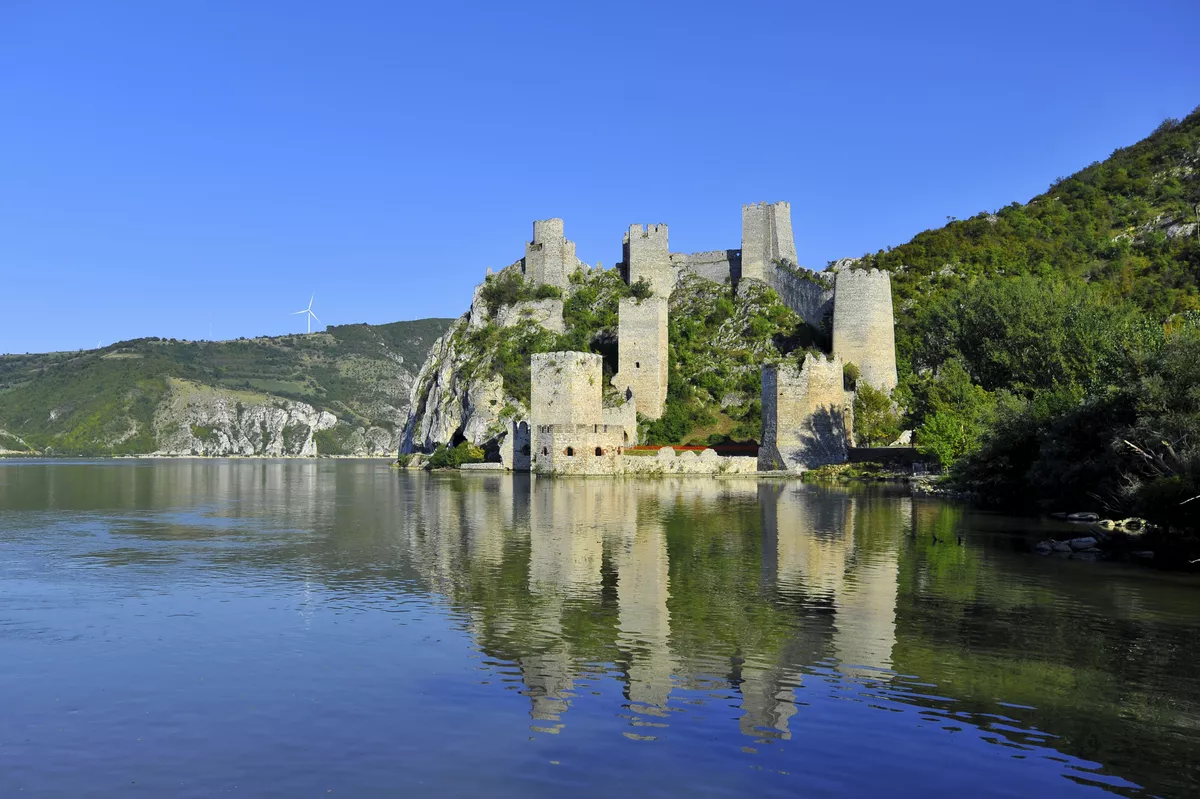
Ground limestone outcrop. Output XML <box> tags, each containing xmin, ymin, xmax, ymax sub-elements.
<box><xmin>152</xmin><ymin>379</ymin><xmax>339</xmax><ymax>456</ymax></box>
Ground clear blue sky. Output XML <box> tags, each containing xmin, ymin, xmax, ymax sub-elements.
<box><xmin>1</xmin><ymin>1</ymin><xmax>1197</xmax><ymax>355</ymax></box>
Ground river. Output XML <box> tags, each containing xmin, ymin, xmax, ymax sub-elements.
<box><xmin>1</xmin><ymin>460</ymin><xmax>1197</xmax><ymax>797</ymax></box>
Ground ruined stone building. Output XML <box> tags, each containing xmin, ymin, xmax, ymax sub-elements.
<box><xmin>439</xmin><ymin>199</ymin><xmax>900</xmax><ymax>474</ymax></box>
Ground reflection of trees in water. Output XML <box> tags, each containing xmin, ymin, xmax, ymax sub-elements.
<box><xmin>17</xmin><ymin>462</ymin><xmax>1198</xmax><ymax>796</ymax></box>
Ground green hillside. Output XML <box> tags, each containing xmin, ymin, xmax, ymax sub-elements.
<box><xmin>0</xmin><ymin>319</ymin><xmax>453</xmax><ymax>456</ymax></box>
<box><xmin>857</xmin><ymin>107</ymin><xmax>1200</xmax><ymax>536</ymax></box>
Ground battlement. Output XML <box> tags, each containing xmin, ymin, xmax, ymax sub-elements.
<box><xmin>742</xmin><ymin>200</ymin><xmax>791</xmax><ymax>213</ymax></box>
<box><xmin>831</xmin><ymin>269</ymin><xmax>897</xmax><ymax>392</ymax></box>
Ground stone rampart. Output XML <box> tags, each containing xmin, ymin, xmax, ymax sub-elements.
<box><xmin>671</xmin><ymin>250</ymin><xmax>741</xmax><ymax>285</ymax></box>
<box><xmin>766</xmin><ymin>267</ymin><xmax>834</xmax><ymax>329</ymax></box>
<box><xmin>831</xmin><ymin>269</ymin><xmax>897</xmax><ymax>392</ymax></box>
<box><xmin>624</xmin><ymin>448</ymin><xmax>758</xmax><ymax>475</ymax></box>
<box><xmin>759</xmin><ymin>356</ymin><xmax>850</xmax><ymax>471</ymax></box>
<box><xmin>530</xmin><ymin>352</ymin><xmax>604</xmax><ymax>432</ymax></box>
<box><xmin>613</xmin><ymin>297</ymin><xmax>669</xmax><ymax>420</ymax></box>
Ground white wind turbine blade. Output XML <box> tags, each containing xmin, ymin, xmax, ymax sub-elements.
<box><xmin>309</xmin><ymin>311</ymin><xmax>320</xmax><ymax>324</ymax></box>
<box><xmin>307</xmin><ymin>293</ymin><xmax>315</xmax><ymax>311</ymax></box>
<box><xmin>292</xmin><ymin>309</ymin><xmax>308</xmax><ymax>315</ymax></box>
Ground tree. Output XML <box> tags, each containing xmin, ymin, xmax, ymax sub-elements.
<box><xmin>853</xmin><ymin>383</ymin><xmax>900</xmax><ymax>446</ymax></box>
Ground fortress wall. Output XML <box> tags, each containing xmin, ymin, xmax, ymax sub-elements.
<box><xmin>671</xmin><ymin>249</ymin><xmax>740</xmax><ymax>285</ymax></box>
<box><xmin>603</xmin><ymin>402</ymin><xmax>637</xmax><ymax>444</ymax></box>
<box><xmin>767</xmin><ymin>268</ymin><xmax>834</xmax><ymax>329</ymax></box>
<box><xmin>741</xmin><ymin>202</ymin><xmax>798</xmax><ymax>282</ymax></box>
<box><xmin>624</xmin><ymin>448</ymin><xmax>758</xmax><ymax>475</ymax></box>
<box><xmin>613</xmin><ymin>297</ymin><xmax>669</xmax><ymax>421</ymax></box>
<box><xmin>759</xmin><ymin>356</ymin><xmax>850</xmax><ymax>471</ymax></box>
<box><xmin>530</xmin><ymin>352</ymin><xmax>604</xmax><ymax>432</ymax></box>
<box><xmin>623</xmin><ymin>224</ymin><xmax>675</xmax><ymax>298</ymax></box>
<box><xmin>533</xmin><ymin>424</ymin><xmax>626</xmax><ymax>475</ymax></box>
<box><xmin>831</xmin><ymin>269</ymin><xmax>898</xmax><ymax>392</ymax></box>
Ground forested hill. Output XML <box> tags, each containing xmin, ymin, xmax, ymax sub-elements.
<box><xmin>0</xmin><ymin>319</ymin><xmax>453</xmax><ymax>457</ymax></box>
<box><xmin>857</xmin><ymin>106</ymin><xmax>1200</xmax><ymax>373</ymax></box>
<box><xmin>860</xmin><ymin>107</ymin><xmax>1199</xmax><ymax>539</ymax></box>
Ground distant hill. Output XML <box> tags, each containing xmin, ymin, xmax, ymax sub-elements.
<box><xmin>0</xmin><ymin>319</ymin><xmax>454</xmax><ymax>456</ymax></box>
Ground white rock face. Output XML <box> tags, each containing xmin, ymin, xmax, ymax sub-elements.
<box><xmin>152</xmin><ymin>381</ymin><xmax>338</xmax><ymax>456</ymax></box>
<box><xmin>400</xmin><ymin>316</ymin><xmax>525</xmax><ymax>453</ymax></box>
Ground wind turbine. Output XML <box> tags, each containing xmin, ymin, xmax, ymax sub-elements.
<box><xmin>292</xmin><ymin>294</ymin><xmax>320</xmax><ymax>334</ymax></box>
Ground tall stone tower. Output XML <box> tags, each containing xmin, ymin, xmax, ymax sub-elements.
<box><xmin>620</xmin><ymin>224</ymin><xmax>674</xmax><ymax>298</ymax></box>
<box><xmin>523</xmin><ymin>218</ymin><xmax>578</xmax><ymax>290</ymax></box>
<box><xmin>613</xmin><ymin>297</ymin><xmax>669</xmax><ymax>420</ymax></box>
<box><xmin>831</xmin><ymin>269</ymin><xmax>898</xmax><ymax>393</ymax></box>
<box><xmin>759</xmin><ymin>356</ymin><xmax>850</xmax><ymax>471</ymax></box>
<box><xmin>740</xmin><ymin>202</ymin><xmax>798</xmax><ymax>283</ymax></box>
<box><xmin>530</xmin><ymin>351</ymin><xmax>603</xmax><ymax>429</ymax></box>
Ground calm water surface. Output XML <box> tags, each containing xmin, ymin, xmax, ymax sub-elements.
<box><xmin>1</xmin><ymin>460</ymin><xmax>1198</xmax><ymax>798</ymax></box>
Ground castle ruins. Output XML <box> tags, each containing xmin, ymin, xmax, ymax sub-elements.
<box><xmin>494</xmin><ymin>202</ymin><xmax>899</xmax><ymax>475</ymax></box>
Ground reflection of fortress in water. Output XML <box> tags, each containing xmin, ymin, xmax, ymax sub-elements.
<box><xmin>402</xmin><ymin>476</ymin><xmax>908</xmax><ymax>742</ymax></box>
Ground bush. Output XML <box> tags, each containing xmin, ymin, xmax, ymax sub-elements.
<box><xmin>853</xmin><ymin>383</ymin><xmax>901</xmax><ymax>446</ymax></box>
<box><xmin>427</xmin><ymin>441</ymin><xmax>485</xmax><ymax>469</ymax></box>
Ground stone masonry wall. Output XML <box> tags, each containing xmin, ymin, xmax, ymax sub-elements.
<box><xmin>759</xmin><ymin>356</ymin><xmax>850</xmax><ymax>471</ymax></box>
<box><xmin>533</xmin><ymin>423</ymin><xmax>626</xmax><ymax>475</ymax></box>
<box><xmin>741</xmin><ymin>202</ymin><xmax>798</xmax><ymax>282</ymax></box>
<box><xmin>622</xmin><ymin>224</ymin><xmax>675</xmax><ymax>298</ymax></box>
<box><xmin>523</xmin><ymin>218</ymin><xmax>578</xmax><ymax>290</ymax></box>
<box><xmin>530</xmin><ymin>352</ymin><xmax>604</xmax><ymax>432</ymax></box>
<box><xmin>613</xmin><ymin>297</ymin><xmax>669</xmax><ymax>421</ymax></box>
<box><xmin>831</xmin><ymin>269</ymin><xmax>898</xmax><ymax>392</ymax></box>
<box><xmin>671</xmin><ymin>250</ymin><xmax>741</xmax><ymax>285</ymax></box>
<box><xmin>767</xmin><ymin>267</ymin><xmax>834</xmax><ymax>329</ymax></box>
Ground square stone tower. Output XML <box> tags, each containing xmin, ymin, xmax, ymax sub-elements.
<box><xmin>831</xmin><ymin>268</ymin><xmax>898</xmax><ymax>393</ymax></box>
<box><xmin>613</xmin><ymin>297</ymin><xmax>669</xmax><ymax>420</ymax></box>
<box><xmin>530</xmin><ymin>351</ymin><xmax>604</xmax><ymax>430</ymax></box>
<box><xmin>523</xmin><ymin>218</ymin><xmax>578</xmax><ymax>290</ymax></box>
<box><xmin>619</xmin><ymin>224</ymin><xmax>675</xmax><ymax>298</ymax></box>
<box><xmin>759</xmin><ymin>356</ymin><xmax>850</xmax><ymax>471</ymax></box>
<box><xmin>740</xmin><ymin>202</ymin><xmax>798</xmax><ymax>283</ymax></box>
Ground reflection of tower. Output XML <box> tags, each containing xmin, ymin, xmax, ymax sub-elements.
<box><xmin>766</xmin><ymin>486</ymin><xmax>899</xmax><ymax>679</ymax></box>
<box><xmin>529</xmin><ymin>481</ymin><xmax>603</xmax><ymax>598</ymax></box>
<box><xmin>614</xmin><ymin>487</ymin><xmax>677</xmax><ymax>710</ymax></box>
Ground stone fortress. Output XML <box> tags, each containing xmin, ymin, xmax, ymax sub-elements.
<box><xmin>489</xmin><ymin>201</ymin><xmax>897</xmax><ymax>475</ymax></box>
